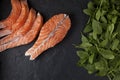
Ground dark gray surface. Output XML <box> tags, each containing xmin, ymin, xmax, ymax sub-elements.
<box><xmin>0</xmin><ymin>0</ymin><xmax>108</xmax><ymax>80</ymax></box>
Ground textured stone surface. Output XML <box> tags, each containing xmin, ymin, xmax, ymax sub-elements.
<box><xmin>0</xmin><ymin>0</ymin><xmax>108</xmax><ymax>80</ymax></box>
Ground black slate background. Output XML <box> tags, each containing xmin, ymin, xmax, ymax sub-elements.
<box><xmin>0</xmin><ymin>0</ymin><xmax>108</xmax><ymax>80</ymax></box>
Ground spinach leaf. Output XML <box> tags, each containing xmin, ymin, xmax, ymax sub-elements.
<box><xmin>98</xmin><ymin>48</ymin><xmax>115</xmax><ymax>59</ymax></box>
<box><xmin>76</xmin><ymin>0</ymin><xmax>120</xmax><ymax>80</ymax></box>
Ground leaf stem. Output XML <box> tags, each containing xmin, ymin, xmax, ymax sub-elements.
<box><xmin>111</xmin><ymin>72</ymin><xmax>115</xmax><ymax>77</ymax></box>
<box><xmin>87</xmin><ymin>17</ymin><xmax>91</xmax><ymax>24</ymax></box>
<box><xmin>100</xmin><ymin>0</ymin><xmax>103</xmax><ymax>8</ymax></box>
<box><xmin>107</xmin><ymin>75</ymin><xmax>112</xmax><ymax>80</ymax></box>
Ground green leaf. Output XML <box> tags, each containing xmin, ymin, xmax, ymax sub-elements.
<box><xmin>97</xmin><ymin>69</ymin><xmax>107</xmax><ymax>76</ymax></box>
<box><xmin>95</xmin><ymin>61</ymin><xmax>104</xmax><ymax>70</ymax></box>
<box><xmin>105</xmin><ymin>30</ymin><xmax>110</xmax><ymax>40</ymax></box>
<box><xmin>96</xmin><ymin>9</ymin><xmax>101</xmax><ymax>21</ymax></box>
<box><xmin>80</xmin><ymin>42</ymin><xmax>92</xmax><ymax>48</ymax></box>
<box><xmin>95</xmin><ymin>58</ymin><xmax>108</xmax><ymax>76</ymax></box>
<box><xmin>92</xmin><ymin>19</ymin><xmax>102</xmax><ymax>39</ymax></box>
<box><xmin>78</xmin><ymin>59</ymin><xmax>87</xmax><ymax>65</ymax></box>
<box><xmin>112</xmin><ymin>16</ymin><xmax>118</xmax><ymax>24</ymax></box>
<box><xmin>84</xmin><ymin>64</ymin><xmax>96</xmax><ymax>74</ymax></box>
<box><xmin>100</xmin><ymin>23</ymin><xmax>108</xmax><ymax>30</ymax></box>
<box><xmin>112</xmin><ymin>32</ymin><xmax>118</xmax><ymax>39</ymax></box>
<box><xmin>98</xmin><ymin>48</ymin><xmax>115</xmax><ymax>59</ymax></box>
<box><xmin>113</xmin><ymin>74</ymin><xmax>120</xmax><ymax>80</ymax></box>
<box><xmin>89</xmin><ymin>53</ymin><xmax>95</xmax><ymax>64</ymax></box>
<box><xmin>88</xmin><ymin>1</ymin><xmax>94</xmax><ymax>10</ymax></box>
<box><xmin>92</xmin><ymin>19</ymin><xmax>102</xmax><ymax>34</ymax></box>
<box><xmin>77</xmin><ymin>51</ymin><xmax>89</xmax><ymax>59</ymax></box>
<box><xmin>108</xmin><ymin>24</ymin><xmax>114</xmax><ymax>34</ymax></box>
<box><xmin>107</xmin><ymin>14</ymin><xmax>112</xmax><ymax>21</ymax></box>
<box><xmin>100</xmin><ymin>39</ymin><xmax>108</xmax><ymax>47</ymax></box>
<box><xmin>83</xmin><ymin>24</ymin><xmax>92</xmax><ymax>33</ymax></box>
<box><xmin>77</xmin><ymin>51</ymin><xmax>89</xmax><ymax>64</ymax></box>
<box><xmin>109</xmin><ymin>55</ymin><xmax>120</xmax><ymax>69</ymax></box>
<box><xmin>101</xmin><ymin>10</ymin><xmax>107</xmax><ymax>16</ymax></box>
<box><xmin>83</xmin><ymin>9</ymin><xmax>92</xmax><ymax>16</ymax></box>
<box><xmin>76</xmin><ymin>0</ymin><xmax>120</xmax><ymax>79</ymax></box>
<box><xmin>80</xmin><ymin>35</ymin><xmax>93</xmax><ymax>49</ymax></box>
<box><xmin>111</xmin><ymin>9</ymin><xmax>119</xmax><ymax>15</ymax></box>
<box><xmin>81</xmin><ymin>34</ymin><xmax>88</xmax><ymax>43</ymax></box>
<box><xmin>111</xmin><ymin>39</ymin><xmax>119</xmax><ymax>50</ymax></box>
<box><xmin>93</xmin><ymin>0</ymin><xmax>101</xmax><ymax>6</ymax></box>
<box><xmin>100</xmin><ymin>16</ymin><xmax>107</xmax><ymax>23</ymax></box>
<box><xmin>93</xmin><ymin>32</ymin><xmax>97</xmax><ymax>40</ymax></box>
<box><xmin>89</xmin><ymin>46</ymin><xmax>98</xmax><ymax>53</ymax></box>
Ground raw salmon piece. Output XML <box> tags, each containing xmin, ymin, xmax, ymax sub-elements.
<box><xmin>0</xmin><ymin>0</ymin><xmax>29</xmax><ymax>37</ymax></box>
<box><xmin>25</xmin><ymin>14</ymin><xmax>71</xmax><ymax>60</ymax></box>
<box><xmin>0</xmin><ymin>0</ymin><xmax>21</xmax><ymax>29</ymax></box>
<box><xmin>0</xmin><ymin>30</ymin><xmax>12</xmax><ymax>38</ymax></box>
<box><xmin>0</xmin><ymin>13</ymin><xmax>43</xmax><ymax>52</ymax></box>
<box><xmin>0</xmin><ymin>8</ymin><xmax>36</xmax><ymax>45</ymax></box>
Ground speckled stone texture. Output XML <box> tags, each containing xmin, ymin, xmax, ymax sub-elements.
<box><xmin>0</xmin><ymin>0</ymin><xmax>108</xmax><ymax>80</ymax></box>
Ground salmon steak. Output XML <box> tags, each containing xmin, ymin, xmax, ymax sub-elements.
<box><xmin>0</xmin><ymin>13</ymin><xmax>43</xmax><ymax>52</ymax></box>
<box><xmin>0</xmin><ymin>0</ymin><xmax>29</xmax><ymax>37</ymax></box>
<box><xmin>0</xmin><ymin>0</ymin><xmax>21</xmax><ymax>29</ymax></box>
<box><xmin>25</xmin><ymin>14</ymin><xmax>71</xmax><ymax>60</ymax></box>
<box><xmin>0</xmin><ymin>8</ymin><xmax>36</xmax><ymax>45</ymax></box>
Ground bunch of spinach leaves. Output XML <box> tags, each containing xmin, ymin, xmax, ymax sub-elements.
<box><xmin>76</xmin><ymin>0</ymin><xmax>120</xmax><ymax>80</ymax></box>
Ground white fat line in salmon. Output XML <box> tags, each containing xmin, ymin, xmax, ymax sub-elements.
<box><xmin>31</xmin><ymin>14</ymin><xmax>69</xmax><ymax>54</ymax></box>
<box><xmin>0</xmin><ymin>24</ymin><xmax>5</xmax><ymax>29</ymax></box>
<box><xmin>0</xmin><ymin>35</ymin><xmax>22</xmax><ymax>45</ymax></box>
<box><xmin>0</xmin><ymin>36</ymin><xmax>20</xmax><ymax>52</ymax></box>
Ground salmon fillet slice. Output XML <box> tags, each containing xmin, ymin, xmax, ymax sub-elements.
<box><xmin>0</xmin><ymin>8</ymin><xmax>36</xmax><ymax>45</ymax></box>
<box><xmin>25</xmin><ymin>14</ymin><xmax>71</xmax><ymax>60</ymax></box>
<box><xmin>0</xmin><ymin>0</ymin><xmax>21</xmax><ymax>29</ymax></box>
<box><xmin>0</xmin><ymin>13</ymin><xmax>43</xmax><ymax>52</ymax></box>
<box><xmin>0</xmin><ymin>0</ymin><xmax>29</xmax><ymax>37</ymax></box>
